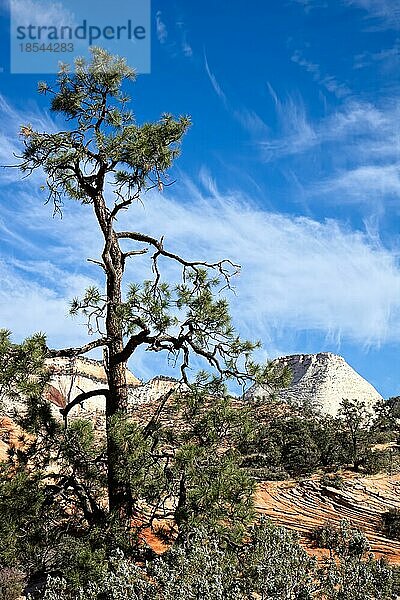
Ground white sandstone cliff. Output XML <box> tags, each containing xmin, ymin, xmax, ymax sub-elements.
<box><xmin>246</xmin><ymin>352</ymin><xmax>383</xmax><ymax>416</ymax></box>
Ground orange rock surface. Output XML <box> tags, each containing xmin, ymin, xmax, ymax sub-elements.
<box><xmin>0</xmin><ymin>416</ymin><xmax>32</xmax><ymax>461</ymax></box>
<box><xmin>256</xmin><ymin>474</ymin><xmax>400</xmax><ymax>564</ymax></box>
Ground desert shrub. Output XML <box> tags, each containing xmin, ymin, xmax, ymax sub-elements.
<box><xmin>362</xmin><ymin>449</ymin><xmax>392</xmax><ymax>475</ymax></box>
<box><xmin>243</xmin><ymin>519</ymin><xmax>316</xmax><ymax>599</ymax></box>
<box><xmin>150</xmin><ymin>528</ymin><xmax>246</xmax><ymax>600</ymax></box>
<box><xmin>313</xmin><ymin>520</ymin><xmax>396</xmax><ymax>600</ymax></box>
<box><xmin>0</xmin><ymin>568</ymin><xmax>24</xmax><ymax>600</ymax></box>
<box><xmin>320</xmin><ymin>473</ymin><xmax>345</xmax><ymax>489</ymax></box>
<box><xmin>382</xmin><ymin>508</ymin><xmax>400</xmax><ymax>540</ymax></box>
<box><xmin>24</xmin><ymin>519</ymin><xmax>400</xmax><ymax>600</ymax></box>
<box><xmin>31</xmin><ymin>554</ymin><xmax>155</xmax><ymax>600</ymax></box>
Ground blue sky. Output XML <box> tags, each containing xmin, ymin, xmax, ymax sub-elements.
<box><xmin>0</xmin><ymin>0</ymin><xmax>400</xmax><ymax>397</ymax></box>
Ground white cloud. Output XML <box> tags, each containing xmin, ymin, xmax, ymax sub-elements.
<box><xmin>291</xmin><ymin>50</ymin><xmax>352</xmax><ymax>98</ymax></box>
<box><xmin>181</xmin><ymin>36</ymin><xmax>193</xmax><ymax>58</ymax></box>
<box><xmin>155</xmin><ymin>10</ymin><xmax>167</xmax><ymax>44</ymax></box>
<box><xmin>259</xmin><ymin>90</ymin><xmax>400</xmax><ymax>211</ymax></box>
<box><xmin>261</xmin><ymin>93</ymin><xmax>317</xmax><ymax>159</ymax></box>
<box><xmin>318</xmin><ymin>164</ymin><xmax>400</xmax><ymax>203</ymax></box>
<box><xmin>292</xmin><ymin>0</ymin><xmax>328</xmax><ymax>10</ymax></box>
<box><xmin>0</xmin><ymin>93</ymin><xmax>60</xmax><ymax>186</ymax></box>
<box><xmin>345</xmin><ymin>0</ymin><xmax>400</xmax><ymax>29</ymax></box>
<box><xmin>115</xmin><ymin>181</ymin><xmax>400</xmax><ymax>347</ymax></box>
<box><xmin>261</xmin><ymin>94</ymin><xmax>392</xmax><ymax>161</ymax></box>
<box><xmin>354</xmin><ymin>42</ymin><xmax>400</xmax><ymax>69</ymax></box>
<box><xmin>1</xmin><ymin>92</ymin><xmax>400</xmax><ymax>361</ymax></box>
<box><xmin>204</xmin><ymin>54</ymin><xmax>228</xmax><ymax>106</ymax></box>
<box><xmin>2</xmin><ymin>177</ymin><xmax>400</xmax><ymax>353</ymax></box>
<box><xmin>0</xmin><ymin>259</ymin><xmax>95</xmax><ymax>348</ymax></box>
<box><xmin>10</xmin><ymin>0</ymin><xmax>75</xmax><ymax>28</ymax></box>
<box><xmin>204</xmin><ymin>55</ymin><xmax>269</xmax><ymax>138</ymax></box>
<box><xmin>155</xmin><ymin>11</ymin><xmax>193</xmax><ymax>60</ymax></box>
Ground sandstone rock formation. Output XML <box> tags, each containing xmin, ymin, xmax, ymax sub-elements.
<box><xmin>129</xmin><ymin>376</ymin><xmax>180</xmax><ymax>406</ymax></box>
<box><xmin>0</xmin><ymin>416</ymin><xmax>31</xmax><ymax>461</ymax></box>
<box><xmin>44</xmin><ymin>357</ymin><xmax>141</xmax><ymax>426</ymax></box>
<box><xmin>1</xmin><ymin>352</ymin><xmax>399</xmax><ymax>565</ymax></box>
<box><xmin>256</xmin><ymin>473</ymin><xmax>400</xmax><ymax>564</ymax></box>
<box><xmin>246</xmin><ymin>352</ymin><xmax>383</xmax><ymax>416</ymax></box>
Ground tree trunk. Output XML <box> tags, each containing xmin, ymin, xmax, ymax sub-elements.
<box><xmin>94</xmin><ymin>195</ymin><xmax>129</xmax><ymax>516</ymax></box>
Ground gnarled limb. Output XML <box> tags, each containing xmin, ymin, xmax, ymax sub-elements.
<box><xmin>60</xmin><ymin>388</ymin><xmax>110</xmax><ymax>428</ymax></box>
<box><xmin>46</xmin><ymin>338</ymin><xmax>108</xmax><ymax>358</ymax></box>
<box><xmin>117</xmin><ymin>230</ymin><xmax>240</xmax><ymax>285</ymax></box>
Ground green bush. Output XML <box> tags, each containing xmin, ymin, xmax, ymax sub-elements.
<box><xmin>0</xmin><ymin>568</ymin><xmax>24</xmax><ymax>600</ymax></box>
<box><xmin>382</xmin><ymin>508</ymin><xmax>400</xmax><ymax>540</ymax></box>
<box><xmin>320</xmin><ymin>473</ymin><xmax>345</xmax><ymax>489</ymax></box>
<box><xmin>362</xmin><ymin>449</ymin><xmax>391</xmax><ymax>475</ymax></box>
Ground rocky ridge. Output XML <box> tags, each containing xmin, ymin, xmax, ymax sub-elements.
<box><xmin>2</xmin><ymin>352</ymin><xmax>398</xmax><ymax>563</ymax></box>
<box><xmin>247</xmin><ymin>352</ymin><xmax>383</xmax><ymax>415</ymax></box>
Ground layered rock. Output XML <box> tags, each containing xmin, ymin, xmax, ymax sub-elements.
<box><xmin>256</xmin><ymin>473</ymin><xmax>400</xmax><ymax>564</ymax></box>
<box><xmin>1</xmin><ymin>353</ymin><xmax>399</xmax><ymax>565</ymax></box>
<box><xmin>129</xmin><ymin>376</ymin><xmax>180</xmax><ymax>406</ymax></box>
<box><xmin>247</xmin><ymin>353</ymin><xmax>383</xmax><ymax>416</ymax></box>
<box><xmin>44</xmin><ymin>357</ymin><xmax>141</xmax><ymax>426</ymax></box>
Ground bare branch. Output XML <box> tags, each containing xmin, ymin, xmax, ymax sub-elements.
<box><xmin>114</xmin><ymin>326</ymin><xmax>151</xmax><ymax>364</ymax></box>
<box><xmin>87</xmin><ymin>258</ymin><xmax>106</xmax><ymax>272</ymax></box>
<box><xmin>46</xmin><ymin>338</ymin><xmax>108</xmax><ymax>358</ymax></box>
<box><xmin>123</xmin><ymin>248</ymin><xmax>148</xmax><ymax>259</ymax></box>
<box><xmin>117</xmin><ymin>231</ymin><xmax>240</xmax><ymax>284</ymax></box>
<box><xmin>60</xmin><ymin>388</ymin><xmax>110</xmax><ymax>427</ymax></box>
<box><xmin>142</xmin><ymin>388</ymin><xmax>176</xmax><ymax>438</ymax></box>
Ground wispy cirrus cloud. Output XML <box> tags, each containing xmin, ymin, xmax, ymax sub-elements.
<box><xmin>204</xmin><ymin>54</ymin><xmax>228</xmax><ymax>106</ymax></box>
<box><xmin>261</xmin><ymin>91</ymin><xmax>391</xmax><ymax>161</ymax></box>
<box><xmin>345</xmin><ymin>0</ymin><xmax>400</xmax><ymax>29</ymax></box>
<box><xmin>155</xmin><ymin>10</ymin><xmax>168</xmax><ymax>44</ymax></box>
<box><xmin>204</xmin><ymin>54</ymin><xmax>269</xmax><ymax>137</ymax></box>
<box><xmin>155</xmin><ymin>10</ymin><xmax>193</xmax><ymax>59</ymax></box>
<box><xmin>354</xmin><ymin>41</ymin><xmax>400</xmax><ymax>70</ymax></box>
<box><xmin>292</xmin><ymin>0</ymin><xmax>328</xmax><ymax>10</ymax></box>
<box><xmin>1</xmin><ymin>88</ymin><xmax>400</xmax><ymax>378</ymax></box>
<box><xmin>2</xmin><ymin>179</ymin><xmax>400</xmax><ymax>352</ymax></box>
<box><xmin>315</xmin><ymin>164</ymin><xmax>400</xmax><ymax>206</ymax></box>
<box><xmin>116</xmin><ymin>180</ymin><xmax>400</xmax><ymax>347</ymax></box>
<box><xmin>291</xmin><ymin>50</ymin><xmax>352</xmax><ymax>98</ymax></box>
<box><xmin>0</xmin><ymin>93</ymin><xmax>59</xmax><ymax>183</ymax></box>
<box><xmin>260</xmin><ymin>88</ymin><xmax>400</xmax><ymax>210</ymax></box>
<box><xmin>10</xmin><ymin>0</ymin><xmax>75</xmax><ymax>28</ymax></box>
<box><xmin>0</xmin><ymin>259</ymin><xmax>96</xmax><ymax>348</ymax></box>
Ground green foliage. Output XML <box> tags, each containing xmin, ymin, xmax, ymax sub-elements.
<box><xmin>0</xmin><ymin>568</ymin><xmax>24</xmax><ymax>600</ymax></box>
<box><xmin>244</xmin><ymin>519</ymin><xmax>316</xmax><ymax>599</ymax></box>
<box><xmin>362</xmin><ymin>448</ymin><xmax>392</xmax><ymax>475</ymax></box>
<box><xmin>6</xmin><ymin>48</ymin><xmax>399</xmax><ymax>598</ymax></box>
<box><xmin>314</xmin><ymin>520</ymin><xmax>396</xmax><ymax>600</ymax></box>
<box><xmin>320</xmin><ymin>473</ymin><xmax>345</xmax><ymax>489</ymax></box>
<box><xmin>374</xmin><ymin>397</ymin><xmax>400</xmax><ymax>435</ymax></box>
<box><xmin>338</xmin><ymin>399</ymin><xmax>372</xmax><ymax>470</ymax></box>
<box><xmin>239</xmin><ymin>414</ymin><xmax>348</xmax><ymax>478</ymax></box>
<box><xmin>28</xmin><ymin>519</ymin><xmax>399</xmax><ymax>599</ymax></box>
<box><xmin>27</xmin><ymin>521</ymin><xmax>316</xmax><ymax>599</ymax></box>
<box><xmin>109</xmin><ymin>386</ymin><xmax>256</xmax><ymax>543</ymax></box>
<box><xmin>20</xmin><ymin>47</ymin><xmax>190</xmax><ymax>212</ymax></box>
<box><xmin>0</xmin><ymin>468</ymin><xmax>61</xmax><ymax>577</ymax></box>
<box><xmin>0</xmin><ymin>329</ymin><xmax>48</xmax><ymax>416</ymax></box>
<box><xmin>382</xmin><ymin>508</ymin><xmax>400</xmax><ymax>541</ymax></box>
<box><xmin>150</xmin><ymin>529</ymin><xmax>246</xmax><ymax>600</ymax></box>
<box><xmin>0</xmin><ymin>337</ymin><xmax>258</xmax><ymax>588</ymax></box>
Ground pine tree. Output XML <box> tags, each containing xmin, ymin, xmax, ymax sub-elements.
<box><xmin>16</xmin><ymin>47</ymin><xmax>283</xmax><ymax>519</ymax></box>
